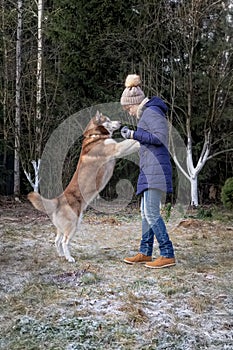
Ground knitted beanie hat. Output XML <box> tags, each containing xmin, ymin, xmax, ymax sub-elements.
<box><xmin>120</xmin><ymin>74</ymin><xmax>145</xmax><ymax>106</ymax></box>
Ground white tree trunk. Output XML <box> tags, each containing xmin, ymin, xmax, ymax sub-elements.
<box><xmin>36</xmin><ymin>0</ymin><xmax>43</xmax><ymax>157</ymax></box>
<box><xmin>171</xmin><ymin>130</ymin><xmax>210</xmax><ymax>207</ymax></box>
<box><xmin>14</xmin><ymin>0</ymin><xmax>23</xmax><ymax>195</ymax></box>
<box><xmin>1</xmin><ymin>0</ymin><xmax>8</xmax><ymax>168</ymax></box>
<box><xmin>24</xmin><ymin>160</ymin><xmax>41</xmax><ymax>192</ymax></box>
<box><xmin>24</xmin><ymin>0</ymin><xmax>43</xmax><ymax>191</ymax></box>
<box><xmin>190</xmin><ymin>176</ymin><xmax>198</xmax><ymax>207</ymax></box>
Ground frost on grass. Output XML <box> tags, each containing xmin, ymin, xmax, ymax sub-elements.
<box><xmin>0</xmin><ymin>201</ymin><xmax>233</xmax><ymax>349</ymax></box>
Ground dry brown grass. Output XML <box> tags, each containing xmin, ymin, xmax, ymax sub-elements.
<box><xmin>0</xmin><ymin>200</ymin><xmax>233</xmax><ymax>349</ymax></box>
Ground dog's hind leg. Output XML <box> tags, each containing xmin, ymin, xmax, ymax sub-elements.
<box><xmin>55</xmin><ymin>229</ymin><xmax>64</xmax><ymax>257</ymax></box>
<box><xmin>62</xmin><ymin>226</ymin><xmax>76</xmax><ymax>263</ymax></box>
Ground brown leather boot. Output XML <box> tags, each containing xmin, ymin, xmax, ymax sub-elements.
<box><xmin>123</xmin><ymin>253</ymin><xmax>152</xmax><ymax>265</ymax></box>
<box><xmin>145</xmin><ymin>256</ymin><xmax>176</xmax><ymax>269</ymax></box>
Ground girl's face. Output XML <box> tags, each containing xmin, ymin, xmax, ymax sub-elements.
<box><xmin>123</xmin><ymin>104</ymin><xmax>139</xmax><ymax>117</ymax></box>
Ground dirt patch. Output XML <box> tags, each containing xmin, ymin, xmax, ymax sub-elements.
<box><xmin>0</xmin><ymin>199</ymin><xmax>233</xmax><ymax>349</ymax></box>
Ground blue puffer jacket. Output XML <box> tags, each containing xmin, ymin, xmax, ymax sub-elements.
<box><xmin>133</xmin><ymin>96</ymin><xmax>172</xmax><ymax>195</ymax></box>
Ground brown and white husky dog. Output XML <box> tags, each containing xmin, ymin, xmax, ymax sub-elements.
<box><xmin>28</xmin><ymin>111</ymin><xmax>139</xmax><ymax>262</ymax></box>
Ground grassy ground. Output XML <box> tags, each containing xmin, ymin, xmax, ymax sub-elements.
<box><xmin>0</xmin><ymin>199</ymin><xmax>233</xmax><ymax>349</ymax></box>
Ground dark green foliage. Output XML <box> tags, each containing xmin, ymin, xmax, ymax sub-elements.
<box><xmin>221</xmin><ymin>177</ymin><xmax>233</xmax><ymax>210</ymax></box>
<box><xmin>45</xmin><ymin>0</ymin><xmax>138</xmax><ymax>113</ymax></box>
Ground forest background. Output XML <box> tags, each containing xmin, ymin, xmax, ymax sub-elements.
<box><xmin>0</xmin><ymin>0</ymin><xmax>233</xmax><ymax>207</ymax></box>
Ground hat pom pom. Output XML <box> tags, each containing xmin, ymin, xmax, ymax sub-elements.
<box><xmin>125</xmin><ymin>74</ymin><xmax>141</xmax><ymax>88</ymax></box>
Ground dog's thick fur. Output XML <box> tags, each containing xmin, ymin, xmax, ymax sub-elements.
<box><xmin>28</xmin><ymin>111</ymin><xmax>139</xmax><ymax>262</ymax></box>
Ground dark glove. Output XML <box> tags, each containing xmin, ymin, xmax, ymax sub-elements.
<box><xmin>121</xmin><ymin>126</ymin><xmax>134</xmax><ymax>139</ymax></box>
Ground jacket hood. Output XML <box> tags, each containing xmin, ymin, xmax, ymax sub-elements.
<box><xmin>145</xmin><ymin>96</ymin><xmax>168</xmax><ymax>114</ymax></box>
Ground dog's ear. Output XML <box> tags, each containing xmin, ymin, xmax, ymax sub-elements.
<box><xmin>94</xmin><ymin>111</ymin><xmax>102</xmax><ymax>125</ymax></box>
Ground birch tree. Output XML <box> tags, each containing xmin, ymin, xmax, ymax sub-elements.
<box><xmin>168</xmin><ymin>0</ymin><xmax>233</xmax><ymax>206</ymax></box>
<box><xmin>24</xmin><ymin>0</ymin><xmax>43</xmax><ymax>192</ymax></box>
<box><xmin>1</xmin><ymin>0</ymin><xmax>9</xmax><ymax>174</ymax></box>
<box><xmin>14</xmin><ymin>0</ymin><xmax>23</xmax><ymax>195</ymax></box>
<box><xmin>135</xmin><ymin>0</ymin><xmax>233</xmax><ymax>206</ymax></box>
<box><xmin>0</xmin><ymin>1</ymin><xmax>17</xmax><ymax>194</ymax></box>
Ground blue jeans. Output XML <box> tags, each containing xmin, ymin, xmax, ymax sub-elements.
<box><xmin>139</xmin><ymin>189</ymin><xmax>174</xmax><ymax>258</ymax></box>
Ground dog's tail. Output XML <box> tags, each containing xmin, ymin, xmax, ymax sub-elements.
<box><xmin>27</xmin><ymin>192</ymin><xmax>58</xmax><ymax>215</ymax></box>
